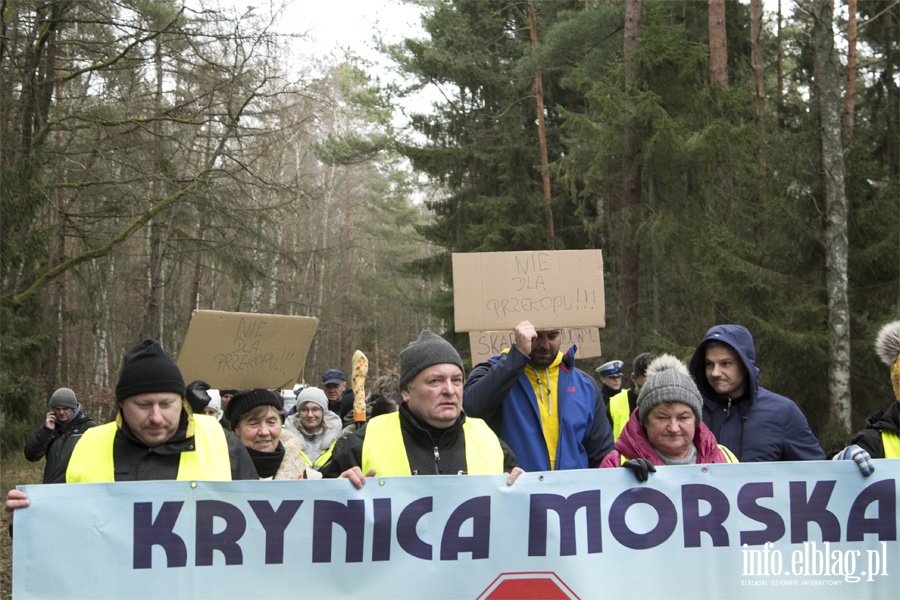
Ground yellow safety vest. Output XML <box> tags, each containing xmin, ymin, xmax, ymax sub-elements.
<box><xmin>718</xmin><ymin>444</ymin><xmax>739</xmax><ymax>463</ymax></box>
<box><xmin>361</xmin><ymin>412</ymin><xmax>504</xmax><ymax>476</ymax></box>
<box><xmin>314</xmin><ymin>438</ymin><xmax>338</xmax><ymax>468</ymax></box>
<box><xmin>618</xmin><ymin>444</ymin><xmax>739</xmax><ymax>464</ymax></box>
<box><xmin>882</xmin><ymin>430</ymin><xmax>900</xmax><ymax>459</ymax></box>
<box><xmin>609</xmin><ymin>390</ymin><xmax>632</xmax><ymax>441</ymax></box>
<box><xmin>66</xmin><ymin>413</ymin><xmax>232</xmax><ymax>482</ymax></box>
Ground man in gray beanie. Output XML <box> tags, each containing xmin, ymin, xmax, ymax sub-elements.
<box><xmin>398</xmin><ymin>330</ymin><xmax>465</xmax><ymax>391</ymax></box>
<box><xmin>320</xmin><ymin>330</ymin><xmax>524</xmax><ymax>488</ymax></box>
<box><xmin>24</xmin><ymin>388</ymin><xmax>97</xmax><ymax>483</ymax></box>
<box><xmin>599</xmin><ymin>355</ymin><xmax>738</xmax><ymax>482</ymax></box>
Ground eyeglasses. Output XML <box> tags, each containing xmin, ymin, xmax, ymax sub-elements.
<box><xmin>299</xmin><ymin>406</ymin><xmax>323</xmax><ymax>414</ymax></box>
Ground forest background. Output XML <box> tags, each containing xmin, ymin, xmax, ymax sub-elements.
<box><xmin>1</xmin><ymin>0</ymin><xmax>898</xmax><ymax>462</ymax></box>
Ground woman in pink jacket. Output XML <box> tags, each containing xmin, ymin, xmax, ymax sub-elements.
<box><xmin>600</xmin><ymin>355</ymin><xmax>737</xmax><ymax>482</ymax></box>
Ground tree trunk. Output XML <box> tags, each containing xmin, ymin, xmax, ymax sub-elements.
<box><xmin>141</xmin><ymin>37</ymin><xmax>166</xmax><ymax>341</ymax></box>
<box><xmin>93</xmin><ymin>256</ymin><xmax>115</xmax><ymax>391</ymax></box>
<box><xmin>843</xmin><ymin>0</ymin><xmax>857</xmax><ymax>142</ymax></box>
<box><xmin>615</xmin><ymin>0</ymin><xmax>643</xmax><ymax>361</ymax></box>
<box><xmin>751</xmin><ymin>0</ymin><xmax>766</xmax><ymax>179</ymax></box>
<box><xmin>340</xmin><ymin>177</ymin><xmax>353</xmax><ymax>373</ymax></box>
<box><xmin>708</xmin><ymin>0</ymin><xmax>729</xmax><ymax>89</ymax></box>
<box><xmin>810</xmin><ymin>0</ymin><xmax>852</xmax><ymax>435</ymax></box>
<box><xmin>527</xmin><ymin>0</ymin><xmax>555</xmax><ymax>250</ymax></box>
<box><xmin>777</xmin><ymin>0</ymin><xmax>785</xmax><ymax>128</ymax></box>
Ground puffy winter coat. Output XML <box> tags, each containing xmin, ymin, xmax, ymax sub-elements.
<box><xmin>284</xmin><ymin>409</ymin><xmax>343</xmax><ymax>464</ymax></box>
<box><xmin>464</xmin><ymin>345</ymin><xmax>613</xmax><ymax>471</ymax></box>
<box><xmin>24</xmin><ymin>407</ymin><xmax>97</xmax><ymax>483</ymax></box>
<box><xmin>851</xmin><ymin>401</ymin><xmax>900</xmax><ymax>459</ymax></box>
<box><xmin>688</xmin><ymin>324</ymin><xmax>825</xmax><ymax>462</ymax></box>
<box><xmin>600</xmin><ymin>408</ymin><xmax>736</xmax><ymax>467</ymax></box>
<box><xmin>319</xmin><ymin>403</ymin><xmax>519</xmax><ymax>478</ymax></box>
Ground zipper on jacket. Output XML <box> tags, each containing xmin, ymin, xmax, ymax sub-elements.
<box><xmin>545</xmin><ymin>367</ymin><xmax>552</xmax><ymax>415</ymax></box>
<box><xmin>433</xmin><ymin>445</ymin><xmax>440</xmax><ymax>474</ymax></box>
<box><xmin>534</xmin><ymin>368</ymin><xmax>552</xmax><ymax>415</ymax></box>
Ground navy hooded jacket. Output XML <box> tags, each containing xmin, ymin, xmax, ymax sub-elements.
<box><xmin>688</xmin><ymin>324</ymin><xmax>825</xmax><ymax>462</ymax></box>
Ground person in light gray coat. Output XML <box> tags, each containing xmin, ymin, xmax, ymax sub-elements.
<box><xmin>284</xmin><ymin>386</ymin><xmax>342</xmax><ymax>464</ymax></box>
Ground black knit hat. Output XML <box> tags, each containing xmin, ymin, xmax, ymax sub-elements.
<box><xmin>115</xmin><ymin>339</ymin><xmax>186</xmax><ymax>403</ymax></box>
<box><xmin>185</xmin><ymin>380</ymin><xmax>212</xmax><ymax>414</ymax></box>
<box><xmin>224</xmin><ymin>389</ymin><xmax>283</xmax><ymax>429</ymax></box>
<box><xmin>399</xmin><ymin>330</ymin><xmax>464</xmax><ymax>390</ymax></box>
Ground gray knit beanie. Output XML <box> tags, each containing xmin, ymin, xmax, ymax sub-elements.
<box><xmin>637</xmin><ymin>355</ymin><xmax>703</xmax><ymax>425</ymax></box>
<box><xmin>49</xmin><ymin>387</ymin><xmax>77</xmax><ymax>410</ymax></box>
<box><xmin>296</xmin><ymin>386</ymin><xmax>328</xmax><ymax>413</ymax></box>
<box><xmin>399</xmin><ymin>330</ymin><xmax>465</xmax><ymax>390</ymax></box>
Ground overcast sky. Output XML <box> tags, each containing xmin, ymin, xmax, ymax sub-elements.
<box><xmin>282</xmin><ymin>0</ymin><xmax>424</xmax><ymax>72</ymax></box>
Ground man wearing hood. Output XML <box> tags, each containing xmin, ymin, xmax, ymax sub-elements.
<box><xmin>24</xmin><ymin>387</ymin><xmax>97</xmax><ymax>483</ymax></box>
<box><xmin>688</xmin><ymin>324</ymin><xmax>825</xmax><ymax>462</ymax></box>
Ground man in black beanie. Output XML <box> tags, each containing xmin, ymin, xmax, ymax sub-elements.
<box><xmin>7</xmin><ymin>340</ymin><xmax>258</xmax><ymax>525</ymax></box>
<box><xmin>66</xmin><ymin>339</ymin><xmax>257</xmax><ymax>482</ymax></box>
<box><xmin>320</xmin><ymin>330</ymin><xmax>523</xmax><ymax>488</ymax></box>
<box><xmin>62</xmin><ymin>339</ymin><xmax>258</xmax><ymax>482</ymax></box>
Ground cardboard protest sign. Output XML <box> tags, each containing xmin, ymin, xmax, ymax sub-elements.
<box><xmin>452</xmin><ymin>250</ymin><xmax>604</xmax><ymax>332</ymax></box>
<box><xmin>468</xmin><ymin>327</ymin><xmax>602</xmax><ymax>364</ymax></box>
<box><xmin>176</xmin><ymin>310</ymin><xmax>318</xmax><ymax>390</ymax></box>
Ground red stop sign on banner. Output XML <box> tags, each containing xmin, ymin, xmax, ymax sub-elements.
<box><xmin>477</xmin><ymin>572</ymin><xmax>579</xmax><ymax>600</ymax></box>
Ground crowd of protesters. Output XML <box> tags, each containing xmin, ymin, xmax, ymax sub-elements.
<box><xmin>8</xmin><ymin>318</ymin><xmax>898</xmax><ymax>529</ymax></box>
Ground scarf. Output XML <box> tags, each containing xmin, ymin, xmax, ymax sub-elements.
<box><xmin>656</xmin><ymin>443</ymin><xmax>698</xmax><ymax>466</ymax></box>
<box><xmin>245</xmin><ymin>442</ymin><xmax>285</xmax><ymax>479</ymax></box>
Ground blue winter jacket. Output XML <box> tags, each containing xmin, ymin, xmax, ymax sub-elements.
<box><xmin>688</xmin><ymin>324</ymin><xmax>825</xmax><ymax>462</ymax></box>
<box><xmin>463</xmin><ymin>345</ymin><xmax>614</xmax><ymax>471</ymax></box>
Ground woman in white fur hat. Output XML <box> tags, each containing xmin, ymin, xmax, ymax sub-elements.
<box><xmin>833</xmin><ymin>320</ymin><xmax>900</xmax><ymax>475</ymax></box>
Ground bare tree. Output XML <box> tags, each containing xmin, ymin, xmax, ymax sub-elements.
<box><xmin>804</xmin><ymin>0</ymin><xmax>853</xmax><ymax>435</ymax></box>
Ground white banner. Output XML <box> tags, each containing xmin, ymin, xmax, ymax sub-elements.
<box><xmin>12</xmin><ymin>460</ymin><xmax>898</xmax><ymax>599</ymax></box>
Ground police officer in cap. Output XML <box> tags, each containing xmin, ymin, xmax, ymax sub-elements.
<box><xmin>596</xmin><ymin>360</ymin><xmax>625</xmax><ymax>407</ymax></box>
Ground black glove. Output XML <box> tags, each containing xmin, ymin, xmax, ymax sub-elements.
<box><xmin>185</xmin><ymin>380</ymin><xmax>212</xmax><ymax>414</ymax></box>
<box><xmin>622</xmin><ymin>458</ymin><xmax>656</xmax><ymax>483</ymax></box>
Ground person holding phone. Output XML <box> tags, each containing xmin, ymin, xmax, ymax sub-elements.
<box><xmin>23</xmin><ymin>388</ymin><xmax>97</xmax><ymax>483</ymax></box>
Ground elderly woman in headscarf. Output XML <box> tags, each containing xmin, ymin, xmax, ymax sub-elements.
<box><xmin>224</xmin><ymin>389</ymin><xmax>320</xmax><ymax>480</ymax></box>
<box><xmin>284</xmin><ymin>386</ymin><xmax>342</xmax><ymax>466</ymax></box>
<box><xmin>600</xmin><ymin>355</ymin><xmax>737</xmax><ymax>481</ymax></box>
